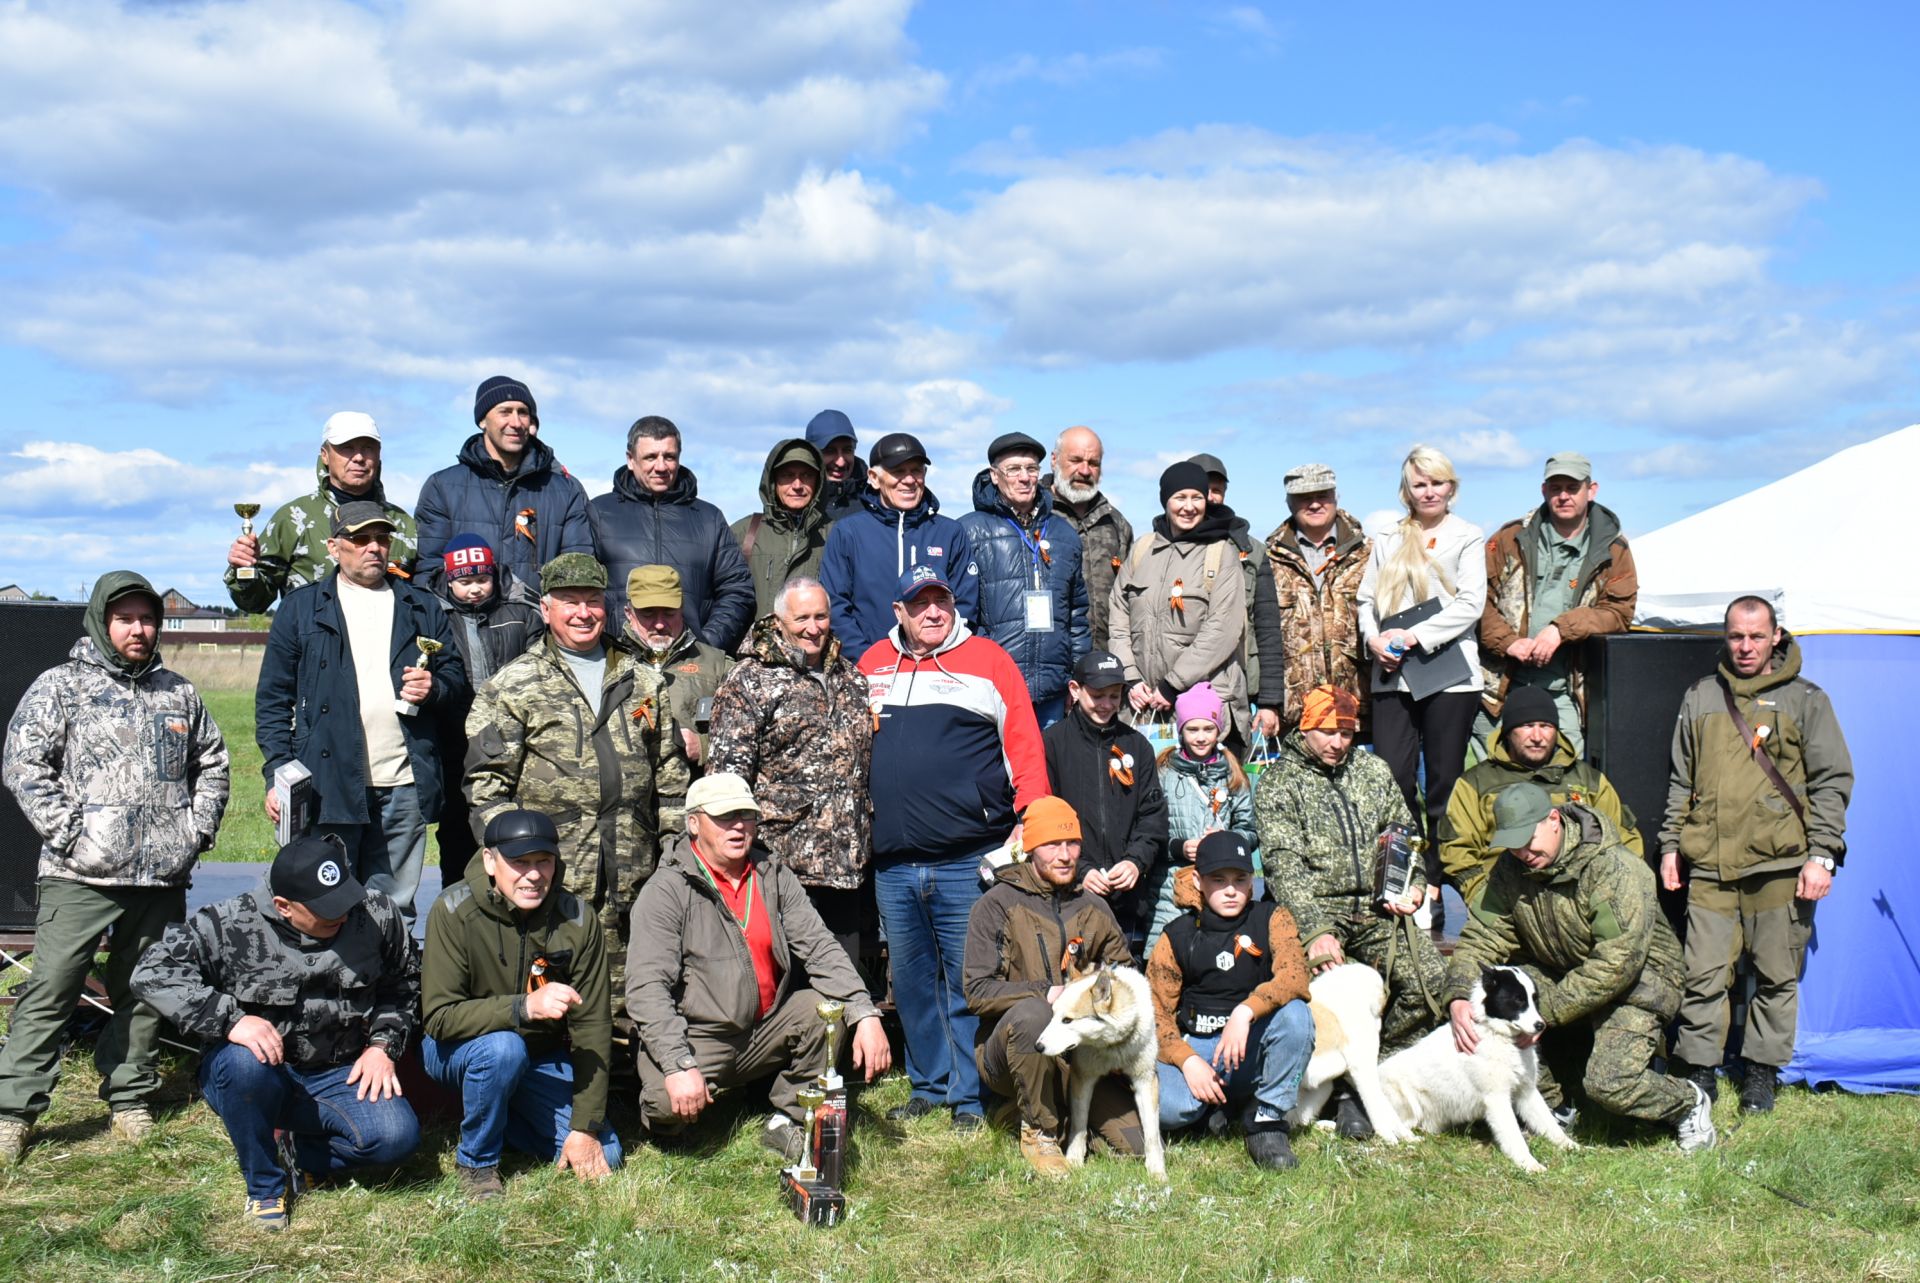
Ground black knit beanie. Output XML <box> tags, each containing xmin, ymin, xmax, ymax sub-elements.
<box><xmin>1159</xmin><ymin>460</ymin><xmax>1210</xmax><ymax>507</ymax></box>
<box><xmin>474</xmin><ymin>375</ymin><xmax>537</xmax><ymax>425</ymax></box>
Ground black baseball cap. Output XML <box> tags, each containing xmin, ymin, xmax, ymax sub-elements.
<box><xmin>331</xmin><ymin>499</ymin><xmax>396</xmax><ymax>538</ymax></box>
<box><xmin>869</xmin><ymin>432</ymin><xmax>929</xmax><ymax>471</ymax></box>
<box><xmin>485</xmin><ymin>809</ymin><xmax>561</xmax><ymax>860</ymax></box>
<box><xmin>1195</xmin><ymin>831</ymin><xmax>1255</xmax><ymax>877</ymax></box>
<box><xmin>1072</xmin><ymin>648</ymin><xmax>1126</xmax><ymax>688</ymax></box>
<box><xmin>269</xmin><ymin>834</ymin><xmax>367</xmax><ymax>919</ymax></box>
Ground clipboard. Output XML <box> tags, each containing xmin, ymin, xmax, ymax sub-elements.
<box><xmin>1378</xmin><ymin>597</ymin><xmax>1472</xmax><ymax>700</ymax></box>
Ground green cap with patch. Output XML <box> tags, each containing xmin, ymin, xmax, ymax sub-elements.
<box><xmin>1491</xmin><ymin>781</ymin><xmax>1555</xmax><ymax>850</ymax></box>
<box><xmin>540</xmin><ymin>552</ymin><xmax>607</xmax><ymax>593</ymax></box>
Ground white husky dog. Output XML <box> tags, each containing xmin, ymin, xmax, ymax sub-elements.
<box><xmin>1034</xmin><ymin>965</ymin><xmax>1168</xmax><ymax>1182</ymax></box>
<box><xmin>1284</xmin><ymin>962</ymin><xmax>1415</xmax><ymax>1144</ymax></box>
<box><xmin>1377</xmin><ymin>965</ymin><xmax>1578</xmax><ymax>1172</ymax></box>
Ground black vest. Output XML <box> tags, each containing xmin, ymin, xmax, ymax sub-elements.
<box><xmin>1165</xmin><ymin>901</ymin><xmax>1276</xmax><ymax>1036</ymax></box>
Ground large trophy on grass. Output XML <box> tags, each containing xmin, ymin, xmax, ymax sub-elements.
<box><xmin>396</xmin><ymin>636</ymin><xmax>443</xmax><ymax>717</ymax></box>
<box><xmin>233</xmin><ymin>503</ymin><xmax>262</xmax><ymax>581</ymax></box>
<box><xmin>780</xmin><ymin>999</ymin><xmax>850</xmax><ymax>1226</ymax></box>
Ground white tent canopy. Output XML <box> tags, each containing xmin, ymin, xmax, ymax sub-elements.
<box><xmin>1632</xmin><ymin>423</ymin><xmax>1920</xmax><ymax>633</ymax></box>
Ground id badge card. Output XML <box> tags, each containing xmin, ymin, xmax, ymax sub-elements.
<box><xmin>1024</xmin><ymin>590</ymin><xmax>1055</xmax><ymax>632</ymax></box>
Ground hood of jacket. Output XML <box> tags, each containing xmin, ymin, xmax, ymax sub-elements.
<box><xmin>611</xmin><ymin>461</ymin><xmax>701</xmax><ymax>507</ymax></box>
<box><xmin>1718</xmin><ymin>630</ymin><xmax>1803</xmax><ymax>698</ymax></box>
<box><xmin>1516</xmin><ymin>500</ymin><xmax>1625</xmax><ymax>580</ymax></box>
<box><xmin>1152</xmin><ymin>505</ymin><xmax>1239</xmax><ymax>546</ymax></box>
<box><xmin>745</xmin><ymin>612</ymin><xmax>844</xmax><ymax>671</ymax></box>
<box><xmin>456</xmin><ymin>430</ymin><xmax>559</xmax><ymax>485</ymax></box>
<box><xmin>969</xmin><ymin>467</ymin><xmax>1058</xmax><ymax>525</ymax></box>
<box><xmin>83</xmin><ymin>570</ymin><xmax>163</xmax><ymax>678</ymax></box>
<box><xmin>882</xmin><ymin>613</ymin><xmax>974</xmax><ymax>661</ymax></box>
<box><xmin>756</xmin><ymin>438</ymin><xmax>829</xmax><ymax>533</ymax></box>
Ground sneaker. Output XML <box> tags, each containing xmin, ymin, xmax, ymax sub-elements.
<box><xmin>109</xmin><ymin>1106</ymin><xmax>155</xmax><ymax>1144</ymax></box>
<box><xmin>1245</xmin><ymin>1122</ymin><xmax>1298</xmax><ymax>1171</ymax></box>
<box><xmin>1676</xmin><ymin>1081</ymin><xmax>1717</xmax><ymax>1153</ymax></box>
<box><xmin>242</xmin><ymin>1196</ymin><xmax>289</xmax><ymax>1232</ymax></box>
<box><xmin>950</xmin><ymin>1111</ymin><xmax>986</xmax><ymax>1134</ymax></box>
<box><xmin>886</xmin><ymin>1097</ymin><xmax>938</xmax><ymax>1122</ymax></box>
<box><xmin>1550</xmin><ymin>1103</ymin><xmax>1580</xmax><ymax>1130</ymax></box>
<box><xmin>456</xmin><ymin>1163</ymin><xmax>504</xmax><ymax>1203</ymax></box>
<box><xmin>0</xmin><ymin>1117</ymin><xmax>29</xmax><ymax>1167</ymax></box>
<box><xmin>760</xmin><ymin>1115</ymin><xmax>808</xmax><ymax>1164</ymax></box>
<box><xmin>1018</xmin><ymin>1123</ymin><xmax>1070</xmax><ymax>1179</ymax></box>
<box><xmin>1333</xmin><ymin>1091</ymin><xmax>1374</xmax><ymax>1140</ymax></box>
<box><xmin>1740</xmin><ymin>1063</ymin><xmax>1778</xmax><ymax>1114</ymax></box>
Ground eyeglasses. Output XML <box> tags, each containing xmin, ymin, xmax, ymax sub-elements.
<box><xmin>337</xmin><ymin>530</ymin><xmax>391</xmax><ymax>546</ymax></box>
<box><xmin>995</xmin><ymin>463</ymin><xmax>1042</xmax><ymax>478</ymax></box>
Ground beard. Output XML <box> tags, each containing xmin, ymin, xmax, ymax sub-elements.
<box><xmin>1055</xmin><ymin>476</ymin><xmax>1100</xmax><ymax>505</ymax></box>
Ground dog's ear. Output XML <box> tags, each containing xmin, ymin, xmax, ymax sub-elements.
<box><xmin>1091</xmin><ymin>969</ymin><xmax>1114</xmax><ymax>1009</ymax></box>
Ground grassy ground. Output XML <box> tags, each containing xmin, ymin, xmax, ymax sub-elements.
<box><xmin>0</xmin><ymin>1043</ymin><xmax>1914</xmax><ymax>1283</ymax></box>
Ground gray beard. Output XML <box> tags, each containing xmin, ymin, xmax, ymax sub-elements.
<box><xmin>1056</xmin><ymin>478</ymin><xmax>1100</xmax><ymax>505</ymax></box>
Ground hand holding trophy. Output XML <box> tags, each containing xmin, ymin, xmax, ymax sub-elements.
<box><xmin>396</xmin><ymin>636</ymin><xmax>443</xmax><ymax>716</ymax></box>
<box><xmin>232</xmin><ymin>503</ymin><xmax>262</xmax><ymax>580</ymax></box>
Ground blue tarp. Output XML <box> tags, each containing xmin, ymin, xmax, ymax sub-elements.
<box><xmin>1781</xmin><ymin>634</ymin><xmax>1920</xmax><ymax>1093</ymax></box>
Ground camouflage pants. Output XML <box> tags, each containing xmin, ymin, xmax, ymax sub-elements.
<box><xmin>1674</xmin><ymin>870</ymin><xmax>1812</xmax><ymax>1070</ymax></box>
<box><xmin>1325</xmin><ymin>912</ymin><xmax>1448</xmax><ymax>1053</ymax></box>
<box><xmin>1535</xmin><ymin>1001</ymin><xmax>1693</xmax><ymax>1126</ymax></box>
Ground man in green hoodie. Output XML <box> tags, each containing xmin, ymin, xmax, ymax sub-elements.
<box><xmin>731</xmin><ymin>437</ymin><xmax>834</xmax><ymax>620</ymax></box>
<box><xmin>1661</xmin><ymin>597</ymin><xmax>1853</xmax><ymax>1114</ymax></box>
<box><xmin>420</xmin><ymin>809</ymin><xmax>620</xmax><ymax>1202</ymax></box>
<box><xmin>0</xmin><ymin>572</ymin><xmax>230</xmax><ymax>1165</ymax></box>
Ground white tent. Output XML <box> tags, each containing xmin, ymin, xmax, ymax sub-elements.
<box><xmin>1632</xmin><ymin>423</ymin><xmax>1920</xmax><ymax>632</ymax></box>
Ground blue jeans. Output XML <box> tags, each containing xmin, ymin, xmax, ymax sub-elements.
<box><xmin>319</xmin><ymin>783</ymin><xmax>428</xmax><ymax>923</ymax></box>
<box><xmin>873</xmin><ymin>857</ymin><xmax>985</xmax><ymax>1115</ymax></box>
<box><xmin>1155</xmin><ymin>1000</ymin><xmax>1315</xmax><ymax>1128</ymax></box>
<box><xmin>199</xmin><ymin>1043</ymin><xmax>420</xmax><ymax>1200</ymax></box>
<box><xmin>421</xmin><ymin>1031</ymin><xmax>622</xmax><ymax>1171</ymax></box>
<box><xmin>1031</xmin><ymin>694</ymin><xmax>1066</xmax><ymax>731</ymax></box>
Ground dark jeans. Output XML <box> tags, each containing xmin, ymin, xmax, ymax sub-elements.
<box><xmin>199</xmin><ymin>1043</ymin><xmax>420</xmax><ymax>1200</ymax></box>
<box><xmin>1371</xmin><ymin>689</ymin><xmax>1480</xmax><ymax>884</ymax></box>
<box><xmin>317</xmin><ymin>783</ymin><xmax>428</xmax><ymax>923</ymax></box>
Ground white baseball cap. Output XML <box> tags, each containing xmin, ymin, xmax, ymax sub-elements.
<box><xmin>321</xmin><ymin>411</ymin><xmax>381</xmax><ymax>447</ymax></box>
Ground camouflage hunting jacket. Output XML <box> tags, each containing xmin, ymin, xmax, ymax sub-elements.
<box><xmin>464</xmin><ymin>634</ymin><xmax>682</xmax><ymax>929</ymax></box>
<box><xmin>132</xmin><ymin>887</ymin><xmax>420</xmax><ymax>1068</ymax></box>
<box><xmin>1447</xmin><ymin>803</ymin><xmax>1682</xmax><ymax>1026</ymax></box>
<box><xmin>1047</xmin><ymin>481</ymin><xmax>1134</xmax><ymax>652</ymax></box>
<box><xmin>1254</xmin><ymin>730</ymin><xmax>1415</xmax><ymax>946</ymax></box>
<box><xmin>225</xmin><ymin>459</ymin><xmax>418</xmax><ymax>613</ymax></box>
<box><xmin>706</xmin><ymin>616</ymin><xmax>872</xmax><ymax>889</ymax></box>
<box><xmin>3</xmin><ymin>637</ymin><xmax>229</xmax><ymax>888</ymax></box>
<box><xmin>626</xmin><ymin>624</ymin><xmax>736</xmax><ymax>833</ymax></box>
<box><xmin>1264</xmin><ymin>510</ymin><xmax>1372</xmax><ymax>730</ymax></box>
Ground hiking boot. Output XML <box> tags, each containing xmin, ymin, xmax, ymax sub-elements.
<box><xmin>1676</xmin><ymin>1081</ymin><xmax>1717</xmax><ymax>1153</ymax></box>
<box><xmin>1245</xmin><ymin>1123</ymin><xmax>1298</xmax><ymax>1171</ymax></box>
<box><xmin>1740</xmin><ymin>1063</ymin><xmax>1778</xmax><ymax>1114</ymax></box>
<box><xmin>456</xmin><ymin>1164</ymin><xmax>504</xmax><ymax>1203</ymax></box>
<box><xmin>1018</xmin><ymin>1123</ymin><xmax>1071</xmax><ymax>1179</ymax></box>
<box><xmin>886</xmin><ymin>1097</ymin><xmax>937</xmax><ymax>1122</ymax></box>
<box><xmin>242</xmin><ymin>1195</ymin><xmax>289</xmax><ymax>1232</ymax></box>
<box><xmin>1674</xmin><ymin>1059</ymin><xmax>1719</xmax><ymax>1103</ymax></box>
<box><xmin>760</xmin><ymin>1115</ymin><xmax>808</xmax><ymax>1164</ymax></box>
<box><xmin>0</xmin><ymin>1118</ymin><xmax>29</xmax><ymax>1168</ymax></box>
<box><xmin>109</xmin><ymin>1106</ymin><xmax>155</xmax><ymax>1145</ymax></box>
<box><xmin>1333</xmin><ymin>1091</ymin><xmax>1374</xmax><ymax>1140</ymax></box>
<box><xmin>950</xmin><ymin>1111</ymin><xmax>986</xmax><ymax>1134</ymax></box>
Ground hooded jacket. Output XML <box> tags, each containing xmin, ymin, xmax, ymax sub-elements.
<box><xmin>860</xmin><ymin>617</ymin><xmax>1049</xmax><ymax>862</ymax></box>
<box><xmin>256</xmin><ymin>569</ymin><xmax>465</xmax><ymax>826</ymax></box>
<box><xmin>589</xmin><ymin>463</ymin><xmax>756</xmax><ymax>651</ymax></box>
<box><xmin>4</xmin><ymin>573</ymin><xmax>230</xmax><ymax>886</ymax></box>
<box><xmin>707</xmin><ymin>616</ymin><xmax>872</xmax><ymax>890</ymax></box>
<box><xmin>730</xmin><ymin>438</ymin><xmax>835</xmax><ymax>620</ymax></box>
<box><xmin>1264</xmin><ymin>509</ymin><xmax>1372</xmax><ymax>729</ymax></box>
<box><xmin>624</xmin><ymin>832</ymin><xmax>880</xmax><ymax>1072</ymax></box>
<box><xmin>415</xmin><ymin>433</ymin><xmax>594</xmax><ymax>594</ymax></box>
<box><xmin>961</xmin><ymin>860</ymin><xmax>1133</xmax><ymax>1038</ymax></box>
<box><xmin>435</xmin><ymin>564</ymin><xmax>543</xmax><ymax>691</ymax></box>
<box><xmin>821</xmin><ymin>456</ymin><xmax>870</xmax><ymax>522</ymax></box>
<box><xmin>1659</xmin><ymin>634</ymin><xmax>1853</xmax><ymax>880</ymax></box>
<box><xmin>1109</xmin><ymin>510</ymin><xmax>1251</xmax><ymax>741</ymax></box>
<box><xmin>420</xmin><ymin>853</ymin><xmax>613</xmax><ymax>1133</ymax></box>
<box><xmin>225</xmin><ymin>458</ymin><xmax>419</xmax><ymax>613</ymax></box>
<box><xmin>1041</xmin><ymin>705</ymin><xmax>1167</xmax><ymax>885</ymax></box>
<box><xmin>819</xmin><ymin>485</ymin><xmax>980</xmax><ymax>660</ymax></box>
<box><xmin>1448</xmin><ymin>803</ymin><xmax>1682</xmax><ymax>1027</ymax></box>
<box><xmin>1047</xmin><ymin>480</ymin><xmax>1134</xmax><ymax>653</ymax></box>
<box><xmin>958</xmin><ymin>468</ymin><xmax>1090</xmax><ymax>705</ymax></box>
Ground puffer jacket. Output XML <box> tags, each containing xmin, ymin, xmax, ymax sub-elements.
<box><xmin>1047</xmin><ymin>481</ymin><xmax>1134</xmax><ymax>653</ymax></box>
<box><xmin>415</xmin><ymin>433</ymin><xmax>593</xmax><ymax>593</ymax></box>
<box><xmin>1254</xmin><ymin>731</ymin><xmax>1416</xmax><ymax>947</ymax></box>
<box><xmin>1659</xmin><ymin>634</ymin><xmax>1853</xmax><ymax>880</ymax></box>
<box><xmin>1478</xmin><ymin>502</ymin><xmax>1638</xmax><ymax>722</ymax></box>
<box><xmin>707</xmin><ymin>617</ymin><xmax>872</xmax><ymax>890</ymax></box>
<box><xmin>225</xmin><ymin>458</ymin><xmax>419</xmax><ymax>613</ymax></box>
<box><xmin>1448</xmin><ymin>804</ymin><xmax>1682</xmax><ymax>1026</ymax></box>
<box><xmin>730</xmin><ymin>438</ymin><xmax>835</xmax><ymax>619</ymax></box>
<box><xmin>625</xmin><ymin>833</ymin><xmax>880</xmax><ymax>1071</ymax></box>
<box><xmin>819</xmin><ymin>485</ymin><xmax>980</xmax><ymax>660</ymax></box>
<box><xmin>961</xmin><ymin>860</ymin><xmax>1133</xmax><ymax>1039</ymax></box>
<box><xmin>589</xmin><ymin>464</ymin><xmax>756</xmax><ymax>651</ymax></box>
<box><xmin>1108</xmin><ymin>511</ymin><xmax>1250</xmax><ymax>741</ymax></box>
<box><xmin>435</xmin><ymin>565</ymin><xmax>543</xmax><ymax>691</ymax></box>
<box><xmin>1265</xmin><ymin>510</ymin><xmax>1372</xmax><ymax>729</ymax></box>
<box><xmin>4</xmin><ymin>574</ymin><xmax>230</xmax><ymax>887</ymax></box>
<box><xmin>958</xmin><ymin>469</ymin><xmax>1090</xmax><ymax>705</ymax></box>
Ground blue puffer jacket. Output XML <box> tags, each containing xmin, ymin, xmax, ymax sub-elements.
<box><xmin>957</xmin><ymin>469</ymin><xmax>1089</xmax><ymax>705</ymax></box>
<box><xmin>415</xmin><ymin>434</ymin><xmax>593</xmax><ymax>594</ymax></box>
<box><xmin>819</xmin><ymin>486</ymin><xmax>980</xmax><ymax>660</ymax></box>
<box><xmin>256</xmin><ymin>572</ymin><xmax>467</xmax><ymax>826</ymax></box>
<box><xmin>588</xmin><ymin>464</ymin><xmax>756</xmax><ymax>652</ymax></box>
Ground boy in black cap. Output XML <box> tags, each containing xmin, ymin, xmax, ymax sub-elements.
<box><xmin>420</xmin><ymin>809</ymin><xmax>620</xmax><ymax>1201</ymax></box>
<box><xmin>131</xmin><ymin>835</ymin><xmax>421</xmax><ymax>1231</ymax></box>
<box><xmin>1146</xmin><ymin>831</ymin><xmax>1315</xmax><ymax>1169</ymax></box>
<box><xmin>1041</xmin><ymin>648</ymin><xmax>1168</xmax><ymax>935</ymax></box>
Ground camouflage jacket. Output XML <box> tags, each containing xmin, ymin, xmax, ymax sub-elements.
<box><xmin>1265</xmin><ymin>510</ymin><xmax>1372</xmax><ymax>730</ymax></box>
<box><xmin>225</xmin><ymin>459</ymin><xmax>418</xmax><ymax>613</ymax></box>
<box><xmin>131</xmin><ymin>887</ymin><xmax>420</xmax><ymax>1067</ymax></box>
<box><xmin>1048</xmin><ymin>482</ymin><xmax>1134</xmax><ymax>652</ymax></box>
<box><xmin>464</xmin><ymin>634</ymin><xmax>681</xmax><ymax>928</ymax></box>
<box><xmin>1254</xmin><ymin>731</ymin><xmax>1415</xmax><ymax>946</ymax></box>
<box><xmin>3</xmin><ymin>636</ymin><xmax>229</xmax><ymax>887</ymax></box>
<box><xmin>626</xmin><ymin>625</ymin><xmax>736</xmax><ymax>833</ymax></box>
<box><xmin>707</xmin><ymin>616</ymin><xmax>872</xmax><ymax>889</ymax></box>
<box><xmin>1447</xmin><ymin>804</ymin><xmax>1681</xmax><ymax>1026</ymax></box>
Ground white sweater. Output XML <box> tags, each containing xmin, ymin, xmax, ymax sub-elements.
<box><xmin>1357</xmin><ymin>511</ymin><xmax>1487</xmax><ymax>696</ymax></box>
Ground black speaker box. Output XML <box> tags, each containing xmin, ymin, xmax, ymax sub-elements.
<box><xmin>0</xmin><ymin>602</ymin><xmax>88</xmax><ymax>932</ymax></box>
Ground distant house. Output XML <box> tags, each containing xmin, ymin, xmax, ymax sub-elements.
<box><xmin>159</xmin><ymin>588</ymin><xmax>242</xmax><ymax>634</ymax></box>
<box><xmin>0</xmin><ymin>584</ymin><xmax>28</xmax><ymax>601</ymax></box>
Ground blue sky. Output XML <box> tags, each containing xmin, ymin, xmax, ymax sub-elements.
<box><xmin>0</xmin><ymin>0</ymin><xmax>1913</xmax><ymax>604</ymax></box>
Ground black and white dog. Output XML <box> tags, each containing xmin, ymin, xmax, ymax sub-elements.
<box><xmin>1376</xmin><ymin>965</ymin><xmax>1577</xmax><ymax>1172</ymax></box>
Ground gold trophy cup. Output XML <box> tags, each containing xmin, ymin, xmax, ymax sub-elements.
<box><xmin>396</xmin><ymin>636</ymin><xmax>443</xmax><ymax>717</ymax></box>
<box><xmin>233</xmin><ymin>503</ymin><xmax>262</xmax><ymax>581</ymax></box>
<box><xmin>816</xmin><ymin>1000</ymin><xmax>846</xmax><ymax>1091</ymax></box>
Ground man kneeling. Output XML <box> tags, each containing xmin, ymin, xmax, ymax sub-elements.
<box><xmin>421</xmin><ymin>809</ymin><xmax>621</xmax><ymax>1201</ymax></box>
<box><xmin>626</xmin><ymin>773</ymin><xmax>888</xmax><ymax>1159</ymax></box>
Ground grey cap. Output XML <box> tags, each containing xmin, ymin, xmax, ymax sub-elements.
<box><xmin>1491</xmin><ymin>781</ymin><xmax>1555</xmax><ymax>850</ymax></box>
<box><xmin>1544</xmin><ymin>452</ymin><xmax>1592</xmax><ymax>482</ymax></box>
<box><xmin>1189</xmin><ymin>452</ymin><xmax>1229</xmax><ymax>482</ymax></box>
<box><xmin>1285</xmin><ymin>463</ymin><xmax>1338</xmax><ymax>495</ymax></box>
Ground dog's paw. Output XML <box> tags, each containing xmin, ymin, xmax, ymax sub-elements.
<box><xmin>1145</xmin><ymin>1158</ymin><xmax>1168</xmax><ymax>1184</ymax></box>
<box><xmin>1553</xmin><ymin>1137</ymin><xmax>1581</xmax><ymax>1151</ymax></box>
<box><xmin>1064</xmin><ymin>1142</ymin><xmax>1088</xmax><ymax>1167</ymax></box>
<box><xmin>1517</xmin><ymin>1157</ymin><xmax>1547</xmax><ymax>1174</ymax></box>
<box><xmin>1312</xmin><ymin>1119</ymin><xmax>1337</xmax><ymax>1133</ymax></box>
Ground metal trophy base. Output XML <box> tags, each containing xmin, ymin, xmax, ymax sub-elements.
<box><xmin>394</xmin><ymin>700</ymin><xmax>420</xmax><ymax>717</ymax></box>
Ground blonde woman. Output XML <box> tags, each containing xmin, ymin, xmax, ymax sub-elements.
<box><xmin>1356</xmin><ymin>446</ymin><xmax>1487</xmax><ymax>914</ymax></box>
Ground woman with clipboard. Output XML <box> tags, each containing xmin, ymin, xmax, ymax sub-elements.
<box><xmin>1356</xmin><ymin>446</ymin><xmax>1488</xmax><ymax>926</ymax></box>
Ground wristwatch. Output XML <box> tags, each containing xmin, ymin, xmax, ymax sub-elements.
<box><xmin>1808</xmin><ymin>856</ymin><xmax>1836</xmax><ymax>873</ymax></box>
<box><xmin>369</xmin><ymin>1034</ymin><xmax>402</xmax><ymax>1059</ymax></box>
<box><xmin>675</xmin><ymin>1053</ymin><xmax>700</xmax><ymax>1072</ymax></box>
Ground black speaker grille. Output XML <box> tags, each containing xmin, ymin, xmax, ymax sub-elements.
<box><xmin>0</xmin><ymin>603</ymin><xmax>90</xmax><ymax>931</ymax></box>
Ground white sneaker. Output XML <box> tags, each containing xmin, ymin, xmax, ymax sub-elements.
<box><xmin>1676</xmin><ymin>1081</ymin><xmax>1717</xmax><ymax>1153</ymax></box>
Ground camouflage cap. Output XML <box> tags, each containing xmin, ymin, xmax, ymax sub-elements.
<box><xmin>541</xmin><ymin>552</ymin><xmax>607</xmax><ymax>593</ymax></box>
<box><xmin>1491</xmin><ymin>781</ymin><xmax>1555</xmax><ymax>850</ymax></box>
<box><xmin>1284</xmin><ymin>463</ymin><xmax>1338</xmax><ymax>495</ymax></box>
<box><xmin>626</xmin><ymin>565</ymin><xmax>684</xmax><ymax>610</ymax></box>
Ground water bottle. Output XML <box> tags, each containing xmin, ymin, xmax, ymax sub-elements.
<box><xmin>1386</xmin><ymin>638</ymin><xmax>1406</xmax><ymax>660</ymax></box>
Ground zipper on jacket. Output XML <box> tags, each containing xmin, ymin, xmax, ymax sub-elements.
<box><xmin>1325</xmin><ymin>769</ymin><xmax>1365</xmax><ymax>919</ymax></box>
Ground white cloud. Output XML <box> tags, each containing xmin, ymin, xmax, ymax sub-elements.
<box><xmin>3</xmin><ymin>442</ymin><xmax>314</xmax><ymax>515</ymax></box>
<box><xmin>1429</xmin><ymin>429</ymin><xmax>1532</xmax><ymax>470</ymax></box>
<box><xmin>965</xmin><ymin>48</ymin><xmax>1162</xmax><ymax>96</ymax></box>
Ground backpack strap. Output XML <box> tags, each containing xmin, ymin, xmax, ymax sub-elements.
<box><xmin>1717</xmin><ymin>676</ymin><xmax>1806</xmax><ymax>821</ymax></box>
<box><xmin>740</xmin><ymin>513</ymin><xmax>765</xmax><ymax>561</ymax></box>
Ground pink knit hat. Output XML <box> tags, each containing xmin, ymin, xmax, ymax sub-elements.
<box><xmin>1173</xmin><ymin>681</ymin><xmax>1224</xmax><ymax>731</ymax></box>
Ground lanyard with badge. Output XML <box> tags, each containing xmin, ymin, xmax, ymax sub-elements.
<box><xmin>1006</xmin><ymin>516</ymin><xmax>1055</xmax><ymax>633</ymax></box>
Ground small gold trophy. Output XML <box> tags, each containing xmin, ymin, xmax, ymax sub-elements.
<box><xmin>816</xmin><ymin>1000</ymin><xmax>846</xmax><ymax>1092</ymax></box>
<box><xmin>781</xmin><ymin>1000</ymin><xmax>851</xmax><ymax>1225</ymax></box>
<box><xmin>792</xmin><ymin>1086</ymin><xmax>825</xmax><ymax>1182</ymax></box>
<box><xmin>233</xmin><ymin>503</ymin><xmax>262</xmax><ymax>581</ymax></box>
<box><xmin>396</xmin><ymin>636</ymin><xmax>443</xmax><ymax>717</ymax></box>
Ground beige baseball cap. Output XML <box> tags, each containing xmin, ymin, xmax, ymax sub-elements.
<box><xmin>686</xmin><ymin>772</ymin><xmax>761</xmax><ymax>816</ymax></box>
